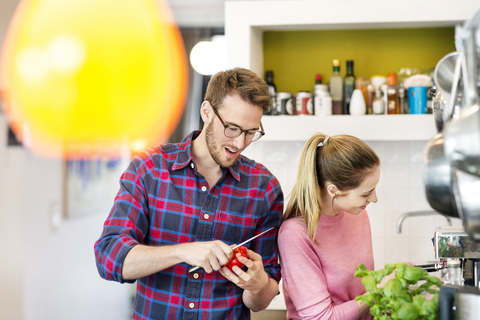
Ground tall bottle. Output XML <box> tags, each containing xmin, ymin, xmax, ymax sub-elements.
<box><xmin>386</xmin><ymin>72</ymin><xmax>400</xmax><ymax>114</ymax></box>
<box><xmin>343</xmin><ymin>60</ymin><xmax>356</xmax><ymax>115</ymax></box>
<box><xmin>398</xmin><ymin>83</ymin><xmax>408</xmax><ymax>114</ymax></box>
<box><xmin>330</xmin><ymin>59</ymin><xmax>343</xmax><ymax>115</ymax></box>
<box><xmin>265</xmin><ymin>70</ymin><xmax>277</xmax><ymax>115</ymax></box>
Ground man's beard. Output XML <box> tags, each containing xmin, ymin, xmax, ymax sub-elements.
<box><xmin>205</xmin><ymin>121</ymin><xmax>238</xmax><ymax>168</ymax></box>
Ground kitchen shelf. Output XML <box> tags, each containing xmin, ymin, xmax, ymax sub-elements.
<box><xmin>225</xmin><ymin>0</ymin><xmax>479</xmax><ymax>75</ymax></box>
<box><xmin>261</xmin><ymin>114</ymin><xmax>437</xmax><ymax>142</ymax></box>
<box><xmin>225</xmin><ymin>0</ymin><xmax>477</xmax><ymax>143</ymax></box>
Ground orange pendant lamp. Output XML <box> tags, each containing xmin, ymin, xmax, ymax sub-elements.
<box><xmin>0</xmin><ymin>0</ymin><xmax>188</xmax><ymax>158</ymax></box>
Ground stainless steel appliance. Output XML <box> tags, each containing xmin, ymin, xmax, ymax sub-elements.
<box><xmin>424</xmin><ymin>6</ymin><xmax>480</xmax><ymax>320</ymax></box>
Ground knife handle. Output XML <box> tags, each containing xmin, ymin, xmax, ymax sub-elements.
<box><xmin>417</xmin><ymin>262</ymin><xmax>446</xmax><ymax>272</ymax></box>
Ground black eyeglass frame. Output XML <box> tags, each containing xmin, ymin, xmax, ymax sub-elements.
<box><xmin>210</xmin><ymin>104</ymin><xmax>265</xmax><ymax>142</ymax></box>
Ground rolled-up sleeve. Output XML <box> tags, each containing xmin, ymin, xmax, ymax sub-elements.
<box><xmin>94</xmin><ymin>160</ymin><xmax>149</xmax><ymax>283</ymax></box>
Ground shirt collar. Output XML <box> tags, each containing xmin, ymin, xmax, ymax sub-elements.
<box><xmin>172</xmin><ymin>130</ymin><xmax>241</xmax><ymax>182</ymax></box>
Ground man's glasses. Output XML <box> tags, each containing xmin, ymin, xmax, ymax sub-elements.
<box><xmin>210</xmin><ymin>104</ymin><xmax>265</xmax><ymax>142</ymax></box>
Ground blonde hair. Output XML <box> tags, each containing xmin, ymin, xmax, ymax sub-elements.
<box><xmin>283</xmin><ymin>133</ymin><xmax>380</xmax><ymax>242</ymax></box>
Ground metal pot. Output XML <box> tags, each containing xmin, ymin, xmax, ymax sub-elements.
<box><xmin>423</xmin><ymin>133</ymin><xmax>459</xmax><ymax>218</ymax></box>
<box><xmin>434</xmin><ymin>51</ymin><xmax>460</xmax><ymax>97</ymax></box>
<box><xmin>452</xmin><ymin>169</ymin><xmax>480</xmax><ymax>243</ymax></box>
<box><xmin>443</xmin><ymin>104</ymin><xmax>480</xmax><ymax>177</ymax></box>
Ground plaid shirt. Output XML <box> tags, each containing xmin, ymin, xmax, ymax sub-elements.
<box><xmin>94</xmin><ymin>131</ymin><xmax>283</xmax><ymax>320</ymax></box>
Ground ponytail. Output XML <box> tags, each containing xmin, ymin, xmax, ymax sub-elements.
<box><xmin>283</xmin><ymin>133</ymin><xmax>379</xmax><ymax>242</ymax></box>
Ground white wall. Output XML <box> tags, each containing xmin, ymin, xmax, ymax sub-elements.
<box><xmin>243</xmin><ymin>138</ymin><xmax>464</xmax><ymax>309</ymax></box>
<box><xmin>0</xmin><ymin>115</ymin><xmax>133</xmax><ymax>320</ymax></box>
<box><xmin>0</xmin><ymin>2</ymin><xmax>133</xmax><ymax>317</ymax></box>
<box><xmin>245</xmin><ymin>139</ymin><xmax>464</xmax><ymax>266</ymax></box>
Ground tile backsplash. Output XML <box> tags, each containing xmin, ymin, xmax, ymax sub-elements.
<box><xmin>243</xmin><ymin>139</ymin><xmax>462</xmax><ymax>309</ymax></box>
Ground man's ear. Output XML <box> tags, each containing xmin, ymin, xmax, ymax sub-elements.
<box><xmin>200</xmin><ymin>101</ymin><xmax>213</xmax><ymax>123</ymax></box>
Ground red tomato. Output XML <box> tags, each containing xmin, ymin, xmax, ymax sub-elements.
<box><xmin>225</xmin><ymin>246</ymin><xmax>248</xmax><ymax>271</ymax></box>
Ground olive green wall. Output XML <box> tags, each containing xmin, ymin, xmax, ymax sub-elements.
<box><xmin>263</xmin><ymin>27</ymin><xmax>455</xmax><ymax>93</ymax></box>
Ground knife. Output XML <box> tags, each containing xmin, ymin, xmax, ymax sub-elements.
<box><xmin>417</xmin><ymin>262</ymin><xmax>447</xmax><ymax>272</ymax></box>
<box><xmin>187</xmin><ymin>227</ymin><xmax>275</xmax><ymax>273</ymax></box>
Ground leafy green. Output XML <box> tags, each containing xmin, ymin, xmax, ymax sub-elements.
<box><xmin>355</xmin><ymin>263</ymin><xmax>442</xmax><ymax>320</ymax></box>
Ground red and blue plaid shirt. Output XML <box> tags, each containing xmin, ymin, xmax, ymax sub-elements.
<box><xmin>94</xmin><ymin>131</ymin><xmax>283</xmax><ymax>320</ymax></box>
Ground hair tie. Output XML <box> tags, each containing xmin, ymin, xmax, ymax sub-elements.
<box><xmin>317</xmin><ymin>136</ymin><xmax>330</xmax><ymax>147</ymax></box>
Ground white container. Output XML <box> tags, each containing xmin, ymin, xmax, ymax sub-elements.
<box><xmin>349</xmin><ymin>89</ymin><xmax>366</xmax><ymax>115</ymax></box>
<box><xmin>314</xmin><ymin>84</ymin><xmax>332</xmax><ymax>116</ymax></box>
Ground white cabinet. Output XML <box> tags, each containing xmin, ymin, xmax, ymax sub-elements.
<box><xmin>262</xmin><ymin>114</ymin><xmax>436</xmax><ymax>141</ymax></box>
<box><xmin>225</xmin><ymin>0</ymin><xmax>479</xmax><ymax>142</ymax></box>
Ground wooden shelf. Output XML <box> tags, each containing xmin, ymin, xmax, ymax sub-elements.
<box><xmin>261</xmin><ymin>114</ymin><xmax>437</xmax><ymax>141</ymax></box>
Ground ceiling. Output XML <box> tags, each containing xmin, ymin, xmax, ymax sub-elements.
<box><xmin>165</xmin><ymin>0</ymin><xmax>227</xmax><ymax>27</ymax></box>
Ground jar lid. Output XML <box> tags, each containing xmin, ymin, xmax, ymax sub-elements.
<box><xmin>447</xmin><ymin>259</ymin><xmax>461</xmax><ymax>267</ymax></box>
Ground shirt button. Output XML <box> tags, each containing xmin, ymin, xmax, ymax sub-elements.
<box><xmin>189</xmin><ymin>303</ymin><xmax>195</xmax><ymax>309</ymax></box>
<box><xmin>204</xmin><ymin>214</ymin><xmax>209</xmax><ymax>220</ymax></box>
<box><xmin>193</xmin><ymin>273</ymin><xmax>199</xmax><ymax>279</ymax></box>
<box><xmin>201</xmin><ymin>186</ymin><xmax>207</xmax><ymax>192</ymax></box>
<box><xmin>190</xmin><ymin>163</ymin><xmax>194</xmax><ymax>169</ymax></box>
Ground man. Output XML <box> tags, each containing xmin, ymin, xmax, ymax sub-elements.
<box><xmin>94</xmin><ymin>68</ymin><xmax>283</xmax><ymax>319</ymax></box>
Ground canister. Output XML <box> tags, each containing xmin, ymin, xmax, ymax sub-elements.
<box><xmin>408</xmin><ymin>86</ymin><xmax>428</xmax><ymax>114</ymax></box>
<box><xmin>276</xmin><ymin>92</ymin><xmax>295</xmax><ymax>115</ymax></box>
<box><xmin>295</xmin><ymin>91</ymin><xmax>313</xmax><ymax>115</ymax></box>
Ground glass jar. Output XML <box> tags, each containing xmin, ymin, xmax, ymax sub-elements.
<box><xmin>372</xmin><ymin>89</ymin><xmax>385</xmax><ymax>115</ymax></box>
<box><xmin>444</xmin><ymin>259</ymin><xmax>464</xmax><ymax>285</ymax></box>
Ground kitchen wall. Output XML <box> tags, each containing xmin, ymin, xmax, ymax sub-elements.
<box><xmin>0</xmin><ymin>1</ymin><xmax>134</xmax><ymax>318</ymax></box>
<box><xmin>245</xmin><ymin>138</ymin><xmax>464</xmax><ymax>266</ymax></box>
<box><xmin>263</xmin><ymin>27</ymin><xmax>456</xmax><ymax>95</ymax></box>
<box><xmin>0</xmin><ymin>114</ymin><xmax>134</xmax><ymax>319</ymax></box>
<box><xmin>243</xmin><ymin>138</ymin><xmax>464</xmax><ymax>309</ymax></box>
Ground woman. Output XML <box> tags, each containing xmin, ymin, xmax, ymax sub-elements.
<box><xmin>278</xmin><ymin>133</ymin><xmax>380</xmax><ymax>320</ymax></box>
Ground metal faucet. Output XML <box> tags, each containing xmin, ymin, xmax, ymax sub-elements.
<box><xmin>396</xmin><ymin>210</ymin><xmax>453</xmax><ymax>233</ymax></box>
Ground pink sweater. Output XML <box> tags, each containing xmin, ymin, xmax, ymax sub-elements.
<box><xmin>278</xmin><ymin>211</ymin><xmax>374</xmax><ymax>320</ymax></box>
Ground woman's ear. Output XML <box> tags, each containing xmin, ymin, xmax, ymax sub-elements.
<box><xmin>325</xmin><ymin>183</ymin><xmax>338</xmax><ymax>198</ymax></box>
<box><xmin>200</xmin><ymin>101</ymin><xmax>213</xmax><ymax>123</ymax></box>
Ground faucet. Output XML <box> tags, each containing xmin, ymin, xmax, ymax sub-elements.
<box><xmin>396</xmin><ymin>210</ymin><xmax>453</xmax><ymax>233</ymax></box>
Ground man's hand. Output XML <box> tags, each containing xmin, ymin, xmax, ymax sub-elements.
<box><xmin>178</xmin><ymin>240</ymin><xmax>233</xmax><ymax>273</ymax></box>
<box><xmin>218</xmin><ymin>249</ymin><xmax>269</xmax><ymax>294</ymax></box>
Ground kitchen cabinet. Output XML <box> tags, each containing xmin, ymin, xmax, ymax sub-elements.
<box><xmin>261</xmin><ymin>114</ymin><xmax>436</xmax><ymax>142</ymax></box>
<box><xmin>225</xmin><ymin>0</ymin><xmax>479</xmax><ymax>142</ymax></box>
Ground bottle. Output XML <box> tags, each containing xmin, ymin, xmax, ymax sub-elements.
<box><xmin>313</xmin><ymin>84</ymin><xmax>332</xmax><ymax>116</ymax></box>
<box><xmin>313</xmin><ymin>73</ymin><xmax>323</xmax><ymax>95</ymax></box>
<box><xmin>343</xmin><ymin>60</ymin><xmax>356</xmax><ymax>114</ymax></box>
<box><xmin>386</xmin><ymin>72</ymin><xmax>400</xmax><ymax>114</ymax></box>
<box><xmin>366</xmin><ymin>84</ymin><xmax>374</xmax><ymax>114</ymax></box>
<box><xmin>330</xmin><ymin>59</ymin><xmax>343</xmax><ymax>115</ymax></box>
<box><xmin>372</xmin><ymin>89</ymin><xmax>385</xmax><ymax>115</ymax></box>
<box><xmin>398</xmin><ymin>83</ymin><xmax>408</xmax><ymax>114</ymax></box>
<box><xmin>265</xmin><ymin>70</ymin><xmax>277</xmax><ymax>115</ymax></box>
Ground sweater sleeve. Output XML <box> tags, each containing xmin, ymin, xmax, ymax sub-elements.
<box><xmin>278</xmin><ymin>225</ymin><xmax>361</xmax><ymax>320</ymax></box>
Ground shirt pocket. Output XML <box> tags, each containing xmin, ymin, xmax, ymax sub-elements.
<box><xmin>213</xmin><ymin>211</ymin><xmax>259</xmax><ymax>247</ymax></box>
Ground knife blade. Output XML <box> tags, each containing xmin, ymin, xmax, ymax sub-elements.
<box><xmin>188</xmin><ymin>227</ymin><xmax>275</xmax><ymax>273</ymax></box>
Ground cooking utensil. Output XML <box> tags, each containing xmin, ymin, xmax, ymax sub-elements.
<box><xmin>417</xmin><ymin>262</ymin><xmax>446</xmax><ymax>272</ymax></box>
<box><xmin>187</xmin><ymin>227</ymin><xmax>275</xmax><ymax>273</ymax></box>
<box><xmin>434</xmin><ymin>51</ymin><xmax>460</xmax><ymax>96</ymax></box>
<box><xmin>423</xmin><ymin>133</ymin><xmax>459</xmax><ymax>218</ymax></box>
